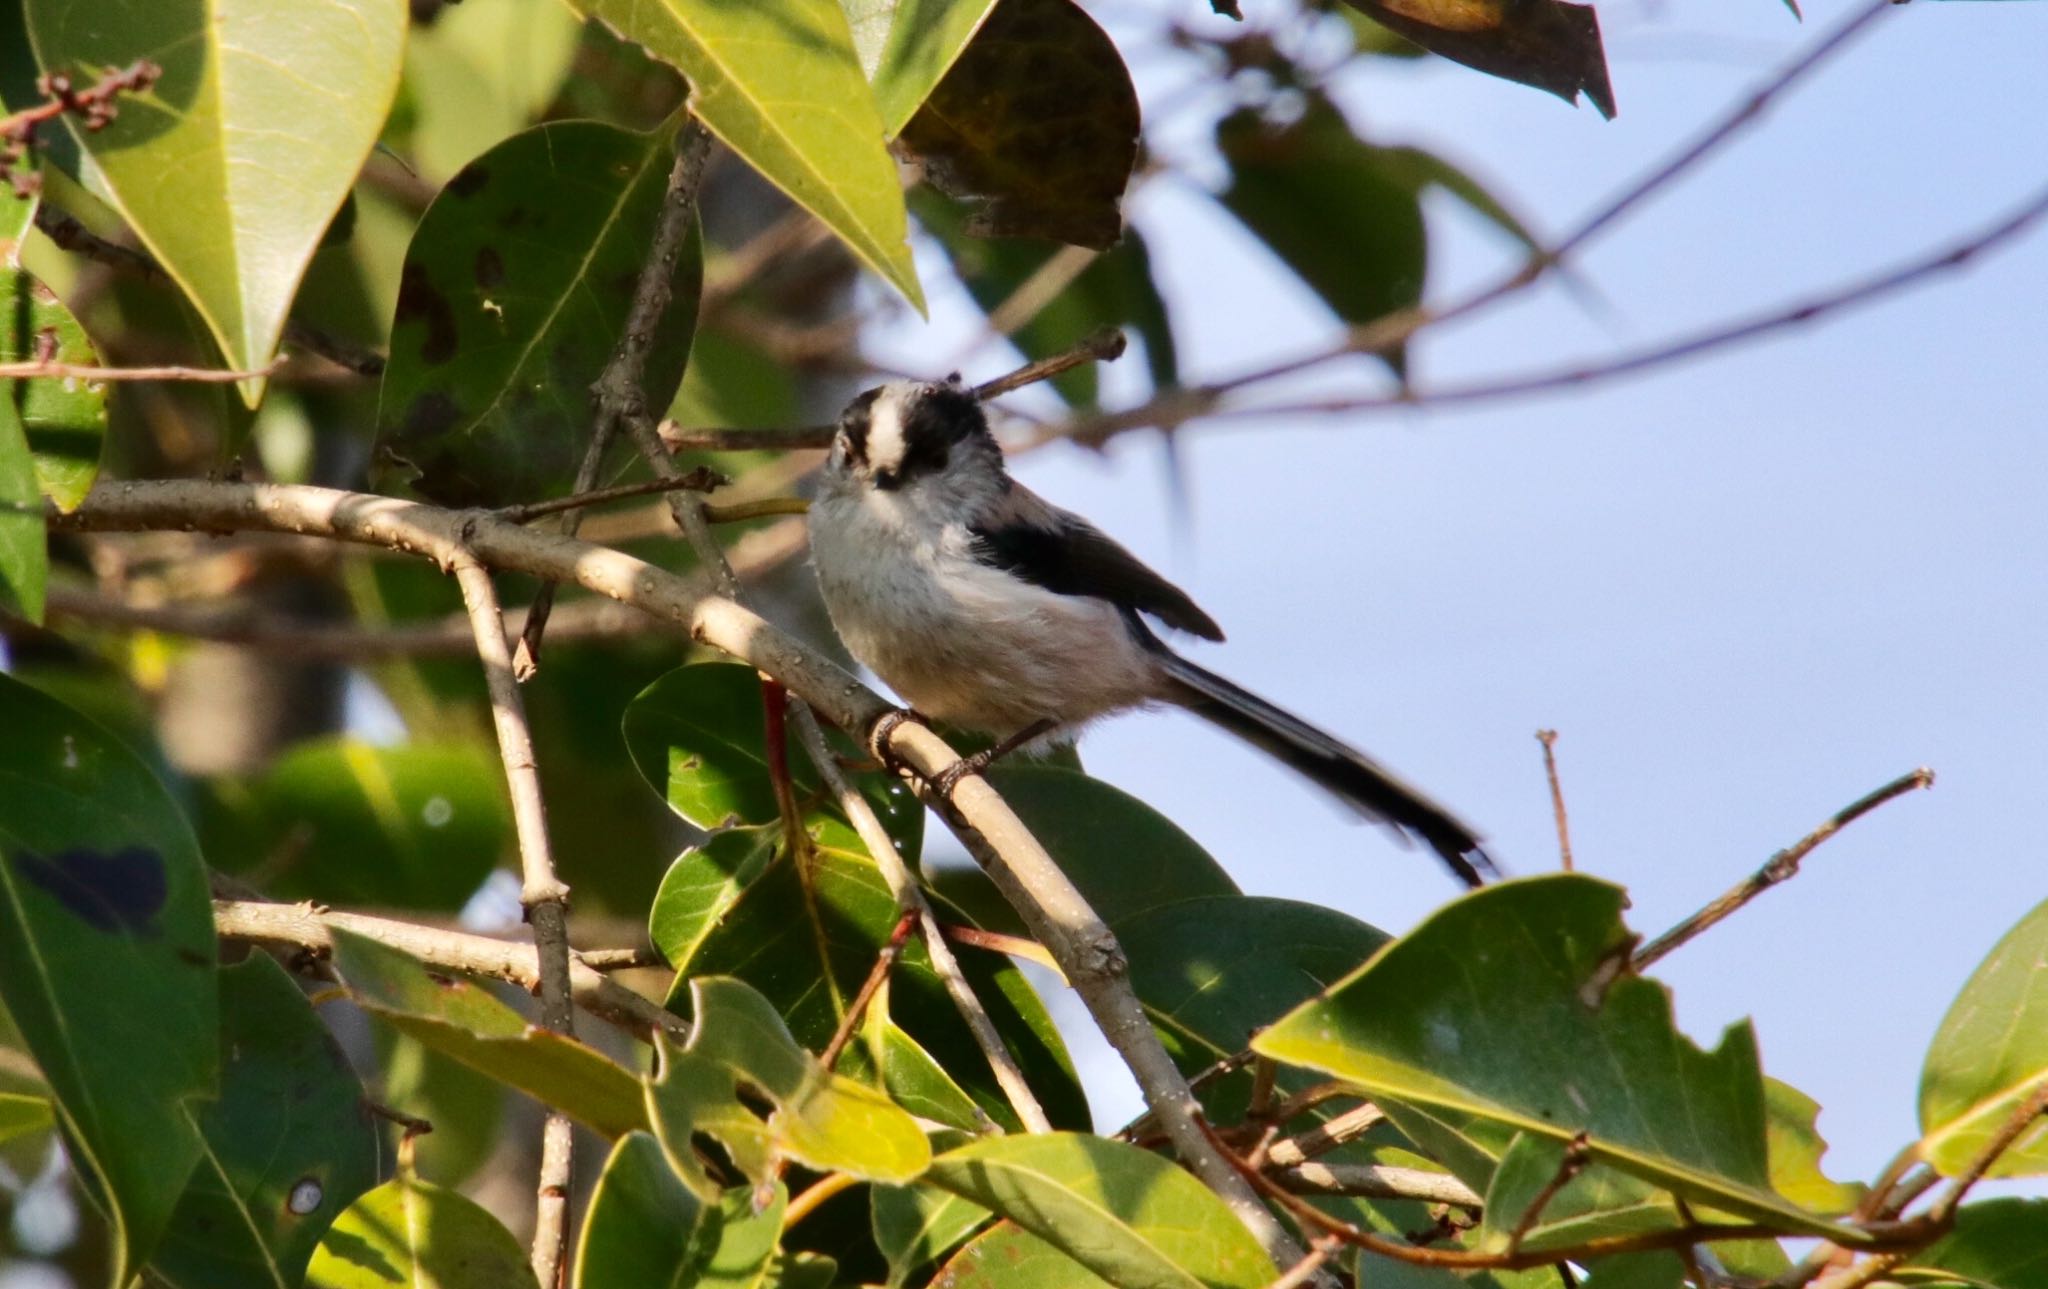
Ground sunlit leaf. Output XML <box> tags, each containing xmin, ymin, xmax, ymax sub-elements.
<box><xmin>154</xmin><ymin>955</ymin><xmax>383</xmax><ymax>1289</ymax></box>
<box><xmin>0</xmin><ymin>674</ymin><xmax>217</xmax><ymax>1286</ymax></box>
<box><xmin>305</xmin><ymin>1171</ymin><xmax>538</xmax><ymax>1289</ymax></box>
<box><xmin>845</xmin><ymin>0</ymin><xmax>1002</xmax><ymax>137</ymax></box>
<box><xmin>1335</xmin><ymin>0</ymin><xmax>1615</xmax><ymax>118</ymax></box>
<box><xmin>573</xmin><ymin>1131</ymin><xmax>713</xmax><ymax>1289</ymax></box>
<box><xmin>566</xmin><ymin>0</ymin><xmax>924</xmax><ymax>308</ymax></box>
<box><xmin>0</xmin><ymin>1092</ymin><xmax>53</xmax><ymax>1147</ymax></box>
<box><xmin>25</xmin><ymin>0</ymin><xmax>407</xmax><ymax>397</ymax></box>
<box><xmin>1763</xmin><ymin>1078</ymin><xmax>1862</xmax><ymax>1215</ymax></box>
<box><xmin>897</xmin><ymin>0</ymin><xmax>1139</xmax><ymax>249</ymax></box>
<box><xmin>375</xmin><ymin>119</ymin><xmax>703</xmax><ymax>506</ymax></box>
<box><xmin>924</xmin><ymin>1133</ymin><xmax>1274</xmax><ymax>1289</ymax></box>
<box><xmin>329</xmin><ymin>930</ymin><xmax>646</xmax><ymax>1139</ymax></box>
<box><xmin>1254</xmin><ymin>875</ymin><xmax>1858</xmax><ymax>1239</ymax></box>
<box><xmin>932</xmin><ymin>1221</ymin><xmax>1112</xmax><ymax>1287</ymax></box>
<box><xmin>1920</xmin><ymin>893</ymin><xmax>2048</xmax><ymax>1178</ymax></box>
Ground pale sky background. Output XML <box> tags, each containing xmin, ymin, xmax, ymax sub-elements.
<box><xmin>868</xmin><ymin>0</ymin><xmax>2048</xmax><ymax>1184</ymax></box>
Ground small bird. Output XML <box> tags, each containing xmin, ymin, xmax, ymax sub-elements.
<box><xmin>807</xmin><ymin>378</ymin><xmax>1494</xmax><ymax>887</ymax></box>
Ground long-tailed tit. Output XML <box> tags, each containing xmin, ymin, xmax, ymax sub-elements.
<box><xmin>807</xmin><ymin>378</ymin><xmax>1494</xmax><ymax>887</ymax></box>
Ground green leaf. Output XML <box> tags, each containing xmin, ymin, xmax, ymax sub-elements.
<box><xmin>1578</xmin><ymin>1252</ymin><xmax>1687</xmax><ymax>1289</ymax></box>
<box><xmin>201</xmin><ymin>738</ymin><xmax>510</xmax><ymax>911</ymax></box>
<box><xmin>911</xmin><ymin>189</ymin><xmax>1177</xmax><ymax>408</ymax></box>
<box><xmin>1896</xmin><ymin>1198</ymin><xmax>2048</xmax><ymax>1289</ymax></box>
<box><xmin>873</xmin><ymin>1132</ymin><xmax>992</xmax><ymax>1287</ymax></box>
<box><xmin>1920</xmin><ymin>892</ymin><xmax>2048</xmax><ymax>1178</ymax></box>
<box><xmin>987</xmin><ymin>765</ymin><xmax>1238</xmax><ymax>926</ymax></box>
<box><xmin>651</xmin><ymin>820</ymin><xmax>1087</xmax><ymax>1134</ymax></box>
<box><xmin>375</xmin><ymin>119</ymin><xmax>704</xmax><ymax>506</ymax></box>
<box><xmin>1216</xmin><ymin>98</ymin><xmax>1425</xmax><ymax>372</ymax></box>
<box><xmin>897</xmin><ymin>0</ymin><xmax>1139</xmax><ymax>249</ymax></box>
<box><xmin>1334</xmin><ymin>0</ymin><xmax>1615</xmax><ymax>119</ymax></box>
<box><xmin>624</xmin><ymin>662</ymin><xmax>922</xmax><ymax>852</ymax></box>
<box><xmin>565</xmin><ymin>0</ymin><xmax>924</xmax><ymax>309</ymax></box>
<box><xmin>924</xmin><ymin>1133</ymin><xmax>1275</xmax><ymax>1289</ymax></box>
<box><xmin>1253</xmin><ymin>874</ymin><xmax>1856</xmax><ymax>1239</ymax></box>
<box><xmin>305</xmin><ymin>1171</ymin><xmax>539</xmax><ymax>1289</ymax></box>
<box><xmin>374</xmin><ymin>1029</ymin><xmax>503</xmax><ymax>1187</ymax></box>
<box><xmin>933</xmin><ymin>1221</ymin><xmax>1116</xmax><ymax>1287</ymax></box>
<box><xmin>0</xmin><ymin>673</ymin><xmax>217</xmax><ymax>1285</ymax></box>
<box><xmin>2</xmin><ymin>265</ymin><xmax>109</xmax><ymax>510</ymax></box>
<box><xmin>647</xmin><ymin>976</ymin><xmax>931</xmax><ymax>1197</ymax></box>
<box><xmin>328</xmin><ymin>929</ymin><xmax>647</xmax><ymax>1139</ymax></box>
<box><xmin>25</xmin><ymin>0</ymin><xmax>408</xmax><ymax>396</ymax></box>
<box><xmin>0</xmin><ymin>1091</ymin><xmax>53</xmax><ymax>1146</ymax></box>
<box><xmin>0</xmin><ymin>179</ymin><xmax>31</xmax><ymax>256</ymax></box>
<box><xmin>846</xmin><ymin>0</ymin><xmax>1001</xmax><ymax>138</ymax></box>
<box><xmin>0</xmin><ymin>391</ymin><xmax>41</xmax><ymax>622</ymax></box>
<box><xmin>1763</xmin><ymin>1077</ymin><xmax>1862</xmax><ymax>1215</ymax></box>
<box><xmin>573</xmin><ymin>1131</ymin><xmax>714</xmax><ymax>1289</ymax></box>
<box><xmin>396</xmin><ymin>0</ymin><xmax>583</xmax><ymax>182</ymax></box>
<box><xmin>702</xmin><ymin>1182</ymin><xmax>788</xmax><ymax>1289</ymax></box>
<box><xmin>1375</xmin><ymin>144</ymin><xmax>1542</xmax><ymax>254</ymax></box>
<box><xmin>153</xmin><ymin>955</ymin><xmax>384</xmax><ymax>1289</ymax></box>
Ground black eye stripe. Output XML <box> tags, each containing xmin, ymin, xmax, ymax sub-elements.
<box><xmin>839</xmin><ymin>388</ymin><xmax>881</xmax><ymax>466</ymax></box>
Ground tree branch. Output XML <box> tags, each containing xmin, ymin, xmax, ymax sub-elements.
<box><xmin>1635</xmin><ymin>768</ymin><xmax>1934</xmax><ymax>971</ymax></box>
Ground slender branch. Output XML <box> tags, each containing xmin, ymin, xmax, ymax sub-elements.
<box><xmin>1635</xmin><ymin>768</ymin><xmax>1934</xmax><ymax>970</ymax></box>
<box><xmin>974</xmin><ymin>327</ymin><xmax>1128</xmax><ymax>402</ymax></box>
<box><xmin>1262</xmin><ymin>1236</ymin><xmax>1344</xmax><ymax>1289</ymax></box>
<box><xmin>0</xmin><ymin>359</ymin><xmax>279</xmax><ymax>383</ymax></box>
<box><xmin>52</xmin><ymin>478</ymin><xmax>1296</xmax><ymax>1268</ymax></box>
<box><xmin>1536</xmin><ymin>731</ymin><xmax>1574</xmax><ymax>871</ymax></box>
<box><xmin>1923</xmin><ymin>1078</ymin><xmax>2048</xmax><ymax>1227</ymax></box>
<box><xmin>938</xmin><ymin>924</ymin><xmax>1062</xmax><ymax>976</ymax></box>
<box><xmin>792</xmin><ymin>704</ymin><xmax>1049</xmax><ymax>1135</ymax></box>
<box><xmin>1505</xmin><ymin>1134</ymin><xmax>1591</xmax><ymax>1255</ymax></box>
<box><xmin>517</xmin><ymin>118</ymin><xmax>714</xmax><ymax>674</ymax></box>
<box><xmin>1263</xmin><ymin>1102</ymin><xmax>1386</xmax><ymax>1167</ymax></box>
<box><xmin>2</xmin><ymin>62</ymin><xmax>160</xmax><ymax>192</ymax></box>
<box><xmin>575</xmin><ymin>946</ymin><xmax>666</xmax><ymax>972</ymax></box>
<box><xmin>819</xmin><ymin>909</ymin><xmax>918</xmax><ymax>1070</ymax></box>
<box><xmin>495</xmin><ymin>466</ymin><xmax>726</xmax><ymax>524</ymax></box>
<box><xmin>1275</xmin><ymin>1161</ymin><xmax>1483</xmax><ymax>1209</ymax></box>
<box><xmin>211</xmin><ymin>897</ymin><xmax>687</xmax><ymax>1042</ymax></box>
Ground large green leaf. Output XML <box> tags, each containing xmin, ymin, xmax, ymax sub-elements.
<box><xmin>932</xmin><ymin>1221</ymin><xmax>1114</xmax><ymax>1287</ymax></box>
<box><xmin>911</xmin><ymin>189</ymin><xmax>1177</xmax><ymax>408</ymax></box>
<box><xmin>986</xmin><ymin>765</ymin><xmax>1238</xmax><ymax>926</ymax></box>
<box><xmin>396</xmin><ymin>0</ymin><xmax>583</xmax><ymax>182</ymax></box>
<box><xmin>924</xmin><ymin>1133</ymin><xmax>1274</xmax><ymax>1289</ymax></box>
<box><xmin>702</xmin><ymin>1182</ymin><xmax>789</xmax><ymax>1289</ymax></box>
<box><xmin>624</xmin><ymin>662</ymin><xmax>922</xmax><ymax>852</ymax></box>
<box><xmin>0</xmin><ymin>673</ymin><xmax>217</xmax><ymax>1286</ymax></box>
<box><xmin>566</xmin><ymin>0</ymin><xmax>923</xmax><ymax>308</ymax></box>
<box><xmin>873</xmin><ymin>1131</ymin><xmax>992</xmax><ymax>1287</ymax></box>
<box><xmin>647</xmin><ymin>976</ymin><xmax>931</xmax><ymax>1197</ymax></box>
<box><xmin>1920</xmin><ymin>892</ymin><xmax>2048</xmax><ymax>1178</ymax></box>
<box><xmin>2</xmin><ymin>265</ymin><xmax>108</xmax><ymax>511</ymax></box>
<box><xmin>1253</xmin><ymin>875</ymin><xmax>1855</xmax><ymax>1239</ymax></box>
<box><xmin>201</xmin><ymin>737</ymin><xmax>509</xmax><ymax>911</ymax></box>
<box><xmin>376</xmin><ymin>119</ymin><xmax>703</xmax><ymax>505</ymax></box>
<box><xmin>573</xmin><ymin>1131</ymin><xmax>714</xmax><ymax>1289</ymax></box>
<box><xmin>1335</xmin><ymin>0</ymin><xmax>1614</xmax><ymax>119</ymax></box>
<box><xmin>153</xmin><ymin>955</ymin><xmax>383</xmax><ymax>1289</ymax></box>
<box><xmin>329</xmin><ymin>930</ymin><xmax>646</xmax><ymax>1139</ymax></box>
<box><xmin>25</xmin><ymin>0</ymin><xmax>407</xmax><ymax>394</ymax></box>
<box><xmin>897</xmin><ymin>0</ymin><xmax>1138</xmax><ymax>249</ymax></box>
<box><xmin>845</xmin><ymin>0</ymin><xmax>1001</xmax><ymax>137</ymax></box>
<box><xmin>0</xmin><ymin>392</ymin><xmax>40</xmax><ymax>622</ymax></box>
<box><xmin>305</xmin><ymin>1172</ymin><xmax>539</xmax><ymax>1289</ymax></box>
<box><xmin>652</xmin><ymin>820</ymin><xmax>1087</xmax><ymax>1133</ymax></box>
<box><xmin>1895</xmin><ymin>1199</ymin><xmax>2048</xmax><ymax>1289</ymax></box>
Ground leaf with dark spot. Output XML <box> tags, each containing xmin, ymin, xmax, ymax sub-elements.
<box><xmin>1339</xmin><ymin>0</ymin><xmax>1615</xmax><ymax>118</ymax></box>
<box><xmin>447</xmin><ymin>164</ymin><xmax>491</xmax><ymax>197</ymax></box>
<box><xmin>897</xmin><ymin>0</ymin><xmax>1139</xmax><ymax>250</ymax></box>
<box><xmin>473</xmin><ymin>246</ymin><xmax>504</xmax><ymax>289</ymax></box>
<box><xmin>15</xmin><ymin>846</ymin><xmax>168</xmax><ymax>936</ymax></box>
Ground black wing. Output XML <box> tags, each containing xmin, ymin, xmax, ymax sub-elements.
<box><xmin>969</xmin><ymin>508</ymin><xmax>1225</xmax><ymax>642</ymax></box>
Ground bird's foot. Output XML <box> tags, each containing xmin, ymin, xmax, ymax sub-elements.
<box><xmin>930</xmin><ymin>718</ymin><xmax>1057</xmax><ymax>800</ymax></box>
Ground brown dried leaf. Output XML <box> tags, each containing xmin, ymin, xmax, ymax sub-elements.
<box><xmin>896</xmin><ymin>0</ymin><xmax>1139</xmax><ymax>250</ymax></box>
<box><xmin>1343</xmin><ymin>0</ymin><xmax>1616</xmax><ymax>119</ymax></box>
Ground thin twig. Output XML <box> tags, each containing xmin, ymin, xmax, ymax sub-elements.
<box><xmin>495</xmin><ymin>466</ymin><xmax>727</xmax><ymax>524</ymax></box>
<box><xmin>1255</xmin><ymin>1102</ymin><xmax>1387</xmax><ymax>1169</ymax></box>
<box><xmin>791</xmin><ymin>704</ymin><xmax>1046</xmax><ymax>1135</ymax></box>
<box><xmin>819</xmin><ymin>909</ymin><xmax>919</xmax><ymax>1070</ymax></box>
<box><xmin>1262</xmin><ymin>1236</ymin><xmax>1344</xmax><ymax>1289</ymax></box>
<box><xmin>574</xmin><ymin>946</ymin><xmax>666</xmax><ymax>972</ymax></box>
<box><xmin>1505</xmin><ymin>1133</ymin><xmax>1591</xmax><ymax>1254</ymax></box>
<box><xmin>937</xmin><ymin>923</ymin><xmax>1062</xmax><ymax>976</ymax></box>
<box><xmin>449</xmin><ymin>547</ymin><xmax>576</xmax><ymax>1287</ymax></box>
<box><xmin>1536</xmin><ymin>730</ymin><xmax>1573</xmax><ymax>871</ymax></box>
<box><xmin>1275</xmin><ymin>1161</ymin><xmax>1483</xmax><ymax>1209</ymax></box>
<box><xmin>1635</xmin><ymin>768</ymin><xmax>1934</xmax><ymax>970</ymax></box>
<box><xmin>0</xmin><ymin>359</ymin><xmax>279</xmax><ymax>383</ymax></box>
<box><xmin>974</xmin><ymin>327</ymin><xmax>1128</xmax><ymax>401</ymax></box>
<box><xmin>517</xmin><ymin>119</ymin><xmax>714</xmax><ymax>674</ymax></box>
<box><xmin>211</xmin><ymin>897</ymin><xmax>687</xmax><ymax>1042</ymax></box>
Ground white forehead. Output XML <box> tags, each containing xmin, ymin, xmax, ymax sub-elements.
<box><xmin>863</xmin><ymin>381</ymin><xmax>920</xmax><ymax>473</ymax></box>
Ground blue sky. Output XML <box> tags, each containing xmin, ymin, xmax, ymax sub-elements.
<box><xmin>873</xmin><ymin>0</ymin><xmax>2048</xmax><ymax>1181</ymax></box>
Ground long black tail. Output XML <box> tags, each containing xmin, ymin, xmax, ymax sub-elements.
<box><xmin>1157</xmin><ymin>650</ymin><xmax>1495</xmax><ymax>888</ymax></box>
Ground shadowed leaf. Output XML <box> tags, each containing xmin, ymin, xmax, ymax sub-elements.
<box><xmin>0</xmin><ymin>674</ymin><xmax>217</xmax><ymax>1286</ymax></box>
<box><xmin>572</xmin><ymin>1131</ymin><xmax>714</xmax><ymax>1289</ymax></box>
<box><xmin>898</xmin><ymin>0</ymin><xmax>1139</xmax><ymax>249</ymax></box>
<box><xmin>1895</xmin><ymin>1198</ymin><xmax>2048</xmax><ymax>1289</ymax></box>
<box><xmin>0</xmin><ymin>395</ymin><xmax>41</xmax><ymax>621</ymax></box>
<box><xmin>305</xmin><ymin>1172</ymin><xmax>538</xmax><ymax>1289</ymax></box>
<box><xmin>375</xmin><ymin>119</ymin><xmax>703</xmax><ymax>505</ymax></box>
<box><xmin>847</xmin><ymin>0</ymin><xmax>1002</xmax><ymax>137</ymax></box>
<box><xmin>1336</xmin><ymin>0</ymin><xmax>1615</xmax><ymax>118</ymax></box>
<box><xmin>2</xmin><ymin>266</ymin><xmax>108</xmax><ymax>511</ymax></box>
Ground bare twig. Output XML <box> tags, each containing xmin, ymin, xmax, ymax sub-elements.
<box><xmin>1505</xmin><ymin>1134</ymin><xmax>1591</xmax><ymax>1254</ymax></box>
<box><xmin>1257</xmin><ymin>1102</ymin><xmax>1388</xmax><ymax>1169</ymax></box>
<box><xmin>1635</xmin><ymin>768</ymin><xmax>1934</xmax><ymax>970</ymax></box>
<box><xmin>1536</xmin><ymin>730</ymin><xmax>1573</xmax><ymax>871</ymax></box>
<box><xmin>1263</xmin><ymin>1236</ymin><xmax>1344</xmax><ymax>1289</ymax></box>
<box><xmin>0</xmin><ymin>359</ymin><xmax>279</xmax><ymax>383</ymax></box>
<box><xmin>2</xmin><ymin>61</ymin><xmax>159</xmax><ymax>192</ymax></box>
<box><xmin>936</xmin><ymin>923</ymin><xmax>1062</xmax><ymax>975</ymax></box>
<box><xmin>819</xmin><ymin>909</ymin><xmax>919</xmax><ymax>1070</ymax></box>
<box><xmin>53</xmin><ymin>478</ymin><xmax>1297</xmax><ymax>1269</ymax></box>
<box><xmin>210</xmin><ymin>897</ymin><xmax>686</xmax><ymax>1042</ymax></box>
<box><xmin>574</xmin><ymin>946</ymin><xmax>666</xmax><ymax>972</ymax></box>
<box><xmin>495</xmin><ymin>466</ymin><xmax>726</xmax><ymax>524</ymax></box>
<box><xmin>791</xmin><ymin>703</ymin><xmax>1046</xmax><ymax>1135</ymax></box>
<box><xmin>974</xmin><ymin>327</ymin><xmax>1128</xmax><ymax>402</ymax></box>
<box><xmin>449</xmin><ymin>548</ymin><xmax>576</xmax><ymax>1287</ymax></box>
<box><xmin>517</xmin><ymin>118</ymin><xmax>715</xmax><ymax>674</ymax></box>
<box><xmin>1276</xmin><ymin>1161</ymin><xmax>1483</xmax><ymax>1209</ymax></box>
